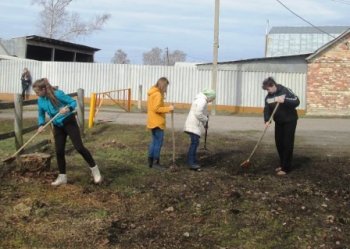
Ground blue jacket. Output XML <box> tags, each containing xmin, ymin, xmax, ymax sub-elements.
<box><xmin>37</xmin><ymin>90</ymin><xmax>77</xmax><ymax>127</ymax></box>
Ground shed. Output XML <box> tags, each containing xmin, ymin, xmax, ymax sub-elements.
<box><xmin>0</xmin><ymin>35</ymin><xmax>100</xmax><ymax>62</ymax></box>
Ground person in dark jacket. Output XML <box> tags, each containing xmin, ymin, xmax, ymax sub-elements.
<box><xmin>21</xmin><ymin>68</ymin><xmax>32</xmax><ymax>100</ymax></box>
<box><xmin>262</xmin><ymin>77</ymin><xmax>300</xmax><ymax>176</ymax></box>
<box><xmin>33</xmin><ymin>78</ymin><xmax>102</xmax><ymax>186</ymax></box>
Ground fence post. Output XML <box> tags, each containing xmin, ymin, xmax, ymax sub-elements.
<box><xmin>88</xmin><ymin>93</ymin><xmax>96</xmax><ymax>128</ymax></box>
<box><xmin>77</xmin><ymin>88</ymin><xmax>85</xmax><ymax>135</ymax></box>
<box><xmin>14</xmin><ymin>94</ymin><xmax>23</xmax><ymax>150</ymax></box>
<box><xmin>128</xmin><ymin>88</ymin><xmax>131</xmax><ymax>112</ymax></box>
<box><xmin>138</xmin><ymin>84</ymin><xmax>142</xmax><ymax>112</ymax></box>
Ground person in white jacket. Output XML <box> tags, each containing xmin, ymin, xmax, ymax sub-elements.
<box><xmin>184</xmin><ymin>89</ymin><xmax>216</xmax><ymax>170</ymax></box>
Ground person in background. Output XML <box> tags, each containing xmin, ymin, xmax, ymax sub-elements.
<box><xmin>21</xmin><ymin>68</ymin><xmax>32</xmax><ymax>100</ymax></box>
<box><xmin>262</xmin><ymin>77</ymin><xmax>300</xmax><ymax>176</ymax></box>
<box><xmin>184</xmin><ymin>89</ymin><xmax>216</xmax><ymax>171</ymax></box>
<box><xmin>33</xmin><ymin>78</ymin><xmax>102</xmax><ymax>186</ymax></box>
<box><xmin>147</xmin><ymin>77</ymin><xmax>174</xmax><ymax>170</ymax></box>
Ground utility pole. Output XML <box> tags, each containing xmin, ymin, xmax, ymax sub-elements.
<box><xmin>211</xmin><ymin>0</ymin><xmax>220</xmax><ymax>115</ymax></box>
<box><xmin>165</xmin><ymin>47</ymin><xmax>170</xmax><ymax>66</ymax></box>
<box><xmin>265</xmin><ymin>19</ymin><xmax>270</xmax><ymax>57</ymax></box>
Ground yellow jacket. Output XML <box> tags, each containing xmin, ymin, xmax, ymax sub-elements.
<box><xmin>147</xmin><ymin>86</ymin><xmax>171</xmax><ymax>129</ymax></box>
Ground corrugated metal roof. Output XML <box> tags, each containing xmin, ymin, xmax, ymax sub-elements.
<box><xmin>197</xmin><ymin>53</ymin><xmax>311</xmax><ymax>66</ymax></box>
<box><xmin>269</xmin><ymin>26</ymin><xmax>350</xmax><ymax>34</ymax></box>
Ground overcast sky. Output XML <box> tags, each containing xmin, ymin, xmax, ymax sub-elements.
<box><xmin>0</xmin><ymin>0</ymin><xmax>349</xmax><ymax>64</ymax></box>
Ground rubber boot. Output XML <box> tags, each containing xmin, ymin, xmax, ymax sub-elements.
<box><xmin>51</xmin><ymin>174</ymin><xmax>67</xmax><ymax>186</ymax></box>
<box><xmin>153</xmin><ymin>159</ymin><xmax>165</xmax><ymax>171</ymax></box>
<box><xmin>90</xmin><ymin>165</ymin><xmax>102</xmax><ymax>184</ymax></box>
<box><xmin>148</xmin><ymin>157</ymin><xmax>153</xmax><ymax>168</ymax></box>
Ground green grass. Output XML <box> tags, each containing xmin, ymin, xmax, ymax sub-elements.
<box><xmin>0</xmin><ymin>120</ymin><xmax>350</xmax><ymax>249</ymax></box>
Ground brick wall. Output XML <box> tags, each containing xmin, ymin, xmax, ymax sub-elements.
<box><xmin>307</xmin><ymin>34</ymin><xmax>350</xmax><ymax>116</ymax></box>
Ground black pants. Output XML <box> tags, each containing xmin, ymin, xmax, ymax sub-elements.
<box><xmin>21</xmin><ymin>82</ymin><xmax>29</xmax><ymax>100</ymax></box>
<box><xmin>54</xmin><ymin>115</ymin><xmax>95</xmax><ymax>174</ymax></box>
<box><xmin>275</xmin><ymin>120</ymin><xmax>297</xmax><ymax>172</ymax></box>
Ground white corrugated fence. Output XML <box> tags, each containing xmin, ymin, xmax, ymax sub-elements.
<box><xmin>0</xmin><ymin>60</ymin><xmax>306</xmax><ymax>109</ymax></box>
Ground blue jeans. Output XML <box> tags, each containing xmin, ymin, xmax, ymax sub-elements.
<box><xmin>148</xmin><ymin>127</ymin><xmax>164</xmax><ymax>160</ymax></box>
<box><xmin>187</xmin><ymin>132</ymin><xmax>200</xmax><ymax>166</ymax></box>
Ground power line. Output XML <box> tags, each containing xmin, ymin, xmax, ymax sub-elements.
<box><xmin>276</xmin><ymin>0</ymin><xmax>336</xmax><ymax>39</ymax></box>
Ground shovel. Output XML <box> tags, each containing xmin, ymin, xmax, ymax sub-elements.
<box><xmin>168</xmin><ymin>110</ymin><xmax>179</xmax><ymax>171</ymax></box>
<box><xmin>2</xmin><ymin>111</ymin><xmax>62</xmax><ymax>164</ymax></box>
<box><xmin>240</xmin><ymin>103</ymin><xmax>280</xmax><ymax>168</ymax></box>
<box><xmin>171</xmin><ymin>111</ymin><xmax>176</xmax><ymax>165</ymax></box>
<box><xmin>202</xmin><ymin>116</ymin><xmax>209</xmax><ymax>151</ymax></box>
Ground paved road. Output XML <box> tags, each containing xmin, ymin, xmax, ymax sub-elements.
<box><xmin>1</xmin><ymin>110</ymin><xmax>349</xmax><ymax>133</ymax></box>
<box><xmin>1</xmin><ymin>109</ymin><xmax>350</xmax><ymax>149</ymax></box>
<box><xmin>94</xmin><ymin>112</ymin><xmax>350</xmax><ymax>133</ymax></box>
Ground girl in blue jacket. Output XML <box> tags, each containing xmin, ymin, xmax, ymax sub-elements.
<box><xmin>33</xmin><ymin>78</ymin><xmax>102</xmax><ymax>186</ymax></box>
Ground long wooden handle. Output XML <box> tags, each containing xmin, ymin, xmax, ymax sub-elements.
<box><xmin>247</xmin><ymin>103</ymin><xmax>280</xmax><ymax>161</ymax></box>
<box><xmin>10</xmin><ymin>111</ymin><xmax>62</xmax><ymax>158</ymax></box>
<box><xmin>171</xmin><ymin>111</ymin><xmax>175</xmax><ymax>163</ymax></box>
<box><xmin>204</xmin><ymin>116</ymin><xmax>209</xmax><ymax>149</ymax></box>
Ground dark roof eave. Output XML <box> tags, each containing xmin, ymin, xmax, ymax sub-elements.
<box><xmin>25</xmin><ymin>35</ymin><xmax>100</xmax><ymax>52</ymax></box>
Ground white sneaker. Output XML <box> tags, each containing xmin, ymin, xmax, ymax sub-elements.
<box><xmin>90</xmin><ymin>165</ymin><xmax>102</xmax><ymax>184</ymax></box>
<box><xmin>51</xmin><ymin>174</ymin><xmax>67</xmax><ymax>186</ymax></box>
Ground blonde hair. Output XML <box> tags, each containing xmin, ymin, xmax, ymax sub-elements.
<box><xmin>155</xmin><ymin>77</ymin><xmax>169</xmax><ymax>95</ymax></box>
<box><xmin>33</xmin><ymin>78</ymin><xmax>60</xmax><ymax>107</ymax></box>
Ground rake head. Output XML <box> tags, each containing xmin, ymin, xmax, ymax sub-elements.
<box><xmin>2</xmin><ymin>156</ymin><xmax>16</xmax><ymax>164</ymax></box>
<box><xmin>240</xmin><ymin>159</ymin><xmax>251</xmax><ymax>168</ymax></box>
<box><xmin>169</xmin><ymin>163</ymin><xmax>179</xmax><ymax>172</ymax></box>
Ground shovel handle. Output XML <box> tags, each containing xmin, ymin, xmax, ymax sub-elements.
<box><xmin>171</xmin><ymin>111</ymin><xmax>175</xmax><ymax>163</ymax></box>
<box><xmin>204</xmin><ymin>115</ymin><xmax>209</xmax><ymax>149</ymax></box>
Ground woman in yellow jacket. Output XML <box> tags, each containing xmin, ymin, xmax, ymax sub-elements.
<box><xmin>147</xmin><ymin>77</ymin><xmax>174</xmax><ymax>169</ymax></box>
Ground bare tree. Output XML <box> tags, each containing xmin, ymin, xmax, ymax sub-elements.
<box><xmin>111</xmin><ymin>49</ymin><xmax>130</xmax><ymax>64</ymax></box>
<box><xmin>143</xmin><ymin>47</ymin><xmax>164</xmax><ymax>65</ymax></box>
<box><xmin>168</xmin><ymin>50</ymin><xmax>186</xmax><ymax>66</ymax></box>
<box><xmin>32</xmin><ymin>0</ymin><xmax>110</xmax><ymax>41</ymax></box>
<box><xmin>143</xmin><ymin>47</ymin><xmax>186</xmax><ymax>65</ymax></box>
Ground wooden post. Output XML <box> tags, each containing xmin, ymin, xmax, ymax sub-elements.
<box><xmin>128</xmin><ymin>88</ymin><xmax>131</xmax><ymax>112</ymax></box>
<box><xmin>138</xmin><ymin>84</ymin><xmax>142</xmax><ymax>112</ymax></box>
<box><xmin>14</xmin><ymin>94</ymin><xmax>23</xmax><ymax>150</ymax></box>
<box><xmin>77</xmin><ymin>88</ymin><xmax>85</xmax><ymax>135</ymax></box>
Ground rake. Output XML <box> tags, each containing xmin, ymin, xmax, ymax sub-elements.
<box><xmin>2</xmin><ymin>111</ymin><xmax>62</xmax><ymax>164</ymax></box>
<box><xmin>240</xmin><ymin>103</ymin><xmax>280</xmax><ymax>168</ymax></box>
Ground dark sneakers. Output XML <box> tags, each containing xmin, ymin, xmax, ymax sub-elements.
<box><xmin>148</xmin><ymin>157</ymin><xmax>153</xmax><ymax>168</ymax></box>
